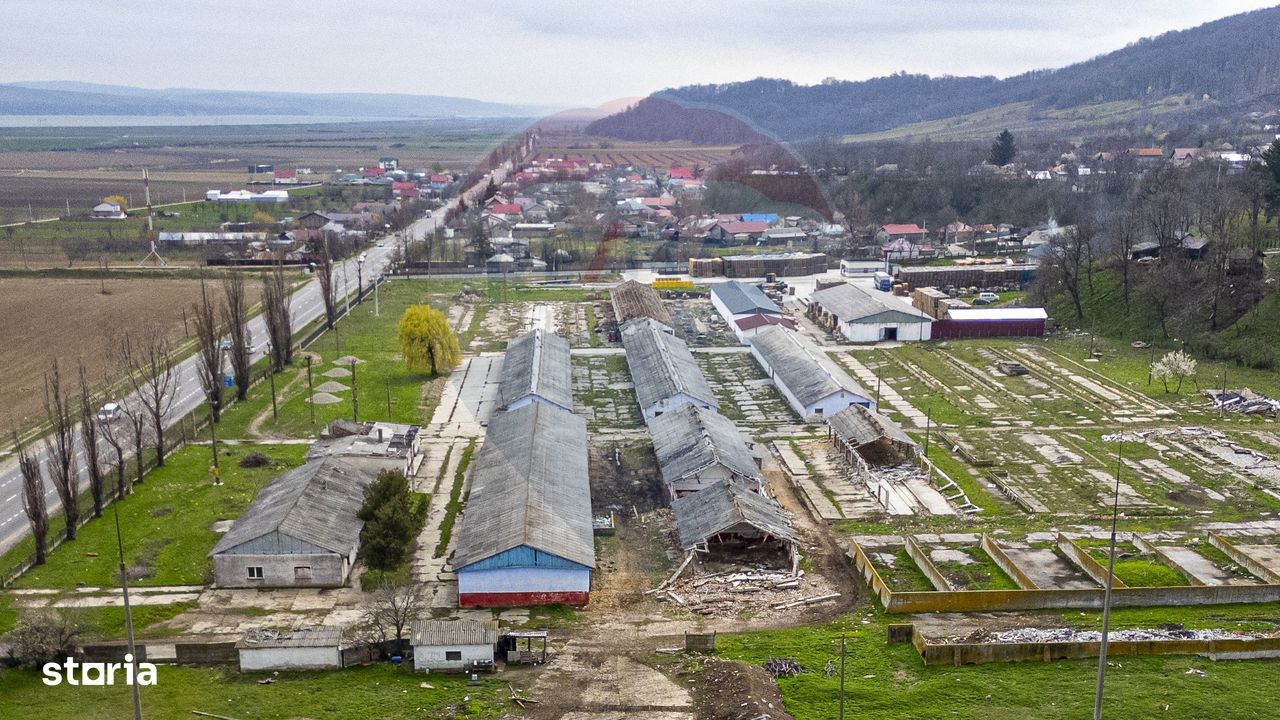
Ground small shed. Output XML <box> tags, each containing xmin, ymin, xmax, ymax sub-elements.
<box><xmin>237</xmin><ymin>628</ymin><xmax>344</xmax><ymax>671</ymax></box>
<box><xmin>412</xmin><ymin>620</ymin><xmax>498</xmax><ymax>672</ymax></box>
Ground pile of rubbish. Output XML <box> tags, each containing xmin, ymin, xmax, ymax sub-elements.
<box><xmin>1204</xmin><ymin>388</ymin><xmax>1280</xmax><ymax>415</ymax></box>
<box><xmin>651</xmin><ymin>555</ymin><xmax>840</xmax><ymax>619</ymax></box>
<box><xmin>762</xmin><ymin>658</ymin><xmax>805</xmax><ymax>678</ymax></box>
<box><xmin>944</xmin><ymin>627</ymin><xmax>1275</xmax><ymax>644</ymax></box>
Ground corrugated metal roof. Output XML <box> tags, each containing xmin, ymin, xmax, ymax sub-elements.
<box><xmin>828</xmin><ymin>404</ymin><xmax>916</xmax><ymax>449</ymax></box>
<box><xmin>621</xmin><ymin>318</ymin><xmax>718</xmax><ymax>412</ymax></box>
<box><xmin>945</xmin><ymin>307</ymin><xmax>1048</xmax><ymax>321</ymax></box>
<box><xmin>648</xmin><ymin>404</ymin><xmax>760</xmax><ymax>486</ymax></box>
<box><xmin>412</xmin><ymin>619</ymin><xmax>498</xmax><ymax>647</ymax></box>
<box><xmin>672</xmin><ymin>481</ymin><xmax>794</xmax><ymax>549</ymax></box>
<box><xmin>711</xmin><ymin>281</ymin><xmax>782</xmax><ymax>316</ymax></box>
<box><xmin>498</xmin><ymin>329</ymin><xmax>573</xmax><ymax>411</ymax></box>
<box><xmin>452</xmin><ymin>403</ymin><xmax>596</xmax><ymax>569</ymax></box>
<box><xmin>211</xmin><ymin>457</ymin><xmax>374</xmax><ymax>557</ymax></box>
<box><xmin>810</xmin><ymin>283</ymin><xmax>930</xmax><ymax>324</ymax></box>
<box><xmin>236</xmin><ymin>627</ymin><xmax>343</xmax><ymax>649</ymax></box>
<box><xmin>610</xmin><ymin>280</ymin><xmax>674</xmax><ymax>327</ymax></box>
<box><xmin>749</xmin><ymin>326</ymin><xmax>870</xmax><ymax>408</ymax></box>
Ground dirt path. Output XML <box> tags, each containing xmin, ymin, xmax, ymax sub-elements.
<box><xmin>244</xmin><ymin>362</ymin><xmax>309</xmax><ymax>439</ymax></box>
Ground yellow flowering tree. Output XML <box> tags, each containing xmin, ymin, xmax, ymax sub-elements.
<box><xmin>397</xmin><ymin>305</ymin><xmax>460</xmax><ymax>374</ymax></box>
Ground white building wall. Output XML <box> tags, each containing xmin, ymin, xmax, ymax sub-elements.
<box><xmin>806</xmin><ymin>390</ymin><xmax>873</xmax><ymax>418</ymax></box>
<box><xmin>213</xmin><ymin>551</ymin><xmax>349</xmax><ymax>589</ymax></box>
<box><xmin>239</xmin><ymin>646</ymin><xmax>342</xmax><ymax>671</ymax></box>
<box><xmin>458</xmin><ymin>566</ymin><xmax>591</xmax><ymax>595</ymax></box>
<box><xmin>413</xmin><ymin>644</ymin><xmax>494</xmax><ymax>672</ymax></box>
<box><xmin>839</xmin><ymin>320</ymin><xmax>931</xmax><ymax>343</ymax></box>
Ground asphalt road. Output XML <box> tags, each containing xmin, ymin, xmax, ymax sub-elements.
<box><xmin>0</xmin><ymin>200</ymin><xmax>462</xmax><ymax>557</ymax></box>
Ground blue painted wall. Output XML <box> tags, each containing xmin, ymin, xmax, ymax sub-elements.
<box><xmin>458</xmin><ymin>544</ymin><xmax>590</xmax><ymax>573</ymax></box>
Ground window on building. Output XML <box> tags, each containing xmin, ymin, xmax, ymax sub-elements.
<box><xmin>445</xmin><ymin>650</ymin><xmax>462</xmax><ymax>661</ymax></box>
<box><xmin>247</xmin><ymin>566</ymin><xmax>264</xmax><ymax>579</ymax></box>
<box><xmin>294</xmin><ymin>566</ymin><xmax>312</xmax><ymax>581</ymax></box>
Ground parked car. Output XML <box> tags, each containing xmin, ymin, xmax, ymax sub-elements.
<box><xmin>974</xmin><ymin>292</ymin><xmax>1000</xmax><ymax>305</ymax></box>
<box><xmin>97</xmin><ymin>403</ymin><xmax>122</xmax><ymax>423</ymax></box>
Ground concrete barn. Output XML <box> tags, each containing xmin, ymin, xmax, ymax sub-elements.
<box><xmin>648</xmin><ymin>404</ymin><xmax>763</xmax><ymax>498</ymax></box>
<box><xmin>497</xmin><ymin>329</ymin><xmax>573</xmax><ymax>412</ymax></box>
<box><xmin>672</xmin><ymin>481</ymin><xmax>795</xmax><ymax>553</ymax></box>
<box><xmin>452</xmin><ymin>403</ymin><xmax>596</xmax><ymax>608</ymax></box>
<box><xmin>610</xmin><ymin>279</ymin><xmax>674</xmax><ymax>328</ymax></box>
<box><xmin>237</xmin><ymin>628</ymin><xmax>344</xmax><ymax>671</ymax></box>
<box><xmin>621</xmin><ymin>318</ymin><xmax>718</xmax><ymax>420</ymax></box>
<box><xmin>412</xmin><ymin>620</ymin><xmax>498</xmax><ymax>672</ymax></box>
<box><xmin>210</xmin><ymin>458</ymin><xmax>374</xmax><ymax>589</ymax></box>
<box><xmin>710</xmin><ymin>280</ymin><xmax>783</xmax><ymax>329</ymax></box>
<box><xmin>748</xmin><ymin>326</ymin><xmax>874</xmax><ymax>419</ymax></box>
<box><xmin>808</xmin><ymin>282</ymin><xmax>932</xmax><ymax>343</ymax></box>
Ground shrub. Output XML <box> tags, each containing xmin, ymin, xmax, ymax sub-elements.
<box><xmin>1227</xmin><ymin>336</ymin><xmax>1276</xmax><ymax>369</ymax></box>
<box><xmin>238</xmin><ymin>452</ymin><xmax>271</xmax><ymax>468</ymax></box>
<box><xmin>8</xmin><ymin>610</ymin><xmax>81</xmax><ymax>668</ymax></box>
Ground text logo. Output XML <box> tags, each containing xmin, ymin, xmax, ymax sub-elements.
<box><xmin>42</xmin><ymin>655</ymin><xmax>158</xmax><ymax>686</ymax></box>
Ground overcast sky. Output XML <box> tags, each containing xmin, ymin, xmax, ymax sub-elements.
<box><xmin>2</xmin><ymin>1</ymin><xmax>1276</xmax><ymax>108</ymax></box>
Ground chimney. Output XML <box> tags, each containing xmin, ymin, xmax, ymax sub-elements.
<box><xmin>377</xmin><ymin>428</ymin><xmax>384</xmax><ymax>442</ymax></box>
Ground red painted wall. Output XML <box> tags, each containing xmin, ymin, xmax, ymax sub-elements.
<box><xmin>459</xmin><ymin>591</ymin><xmax>590</xmax><ymax>608</ymax></box>
<box><xmin>930</xmin><ymin>319</ymin><xmax>1046</xmax><ymax>339</ymax></box>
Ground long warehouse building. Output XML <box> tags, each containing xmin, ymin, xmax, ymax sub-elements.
<box><xmin>748</xmin><ymin>325</ymin><xmax>874</xmax><ymax>419</ymax></box>
<box><xmin>452</xmin><ymin>402</ymin><xmax>596</xmax><ymax>608</ymax></box>
<box><xmin>497</xmin><ymin>328</ymin><xmax>574</xmax><ymax>412</ymax></box>
<box><xmin>621</xmin><ymin>318</ymin><xmax>719</xmax><ymax>420</ymax></box>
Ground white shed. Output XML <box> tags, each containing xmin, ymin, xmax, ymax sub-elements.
<box><xmin>237</xmin><ymin>628</ymin><xmax>344</xmax><ymax>672</ymax></box>
<box><xmin>808</xmin><ymin>283</ymin><xmax>932</xmax><ymax>343</ymax></box>
<box><xmin>412</xmin><ymin>620</ymin><xmax>498</xmax><ymax>672</ymax></box>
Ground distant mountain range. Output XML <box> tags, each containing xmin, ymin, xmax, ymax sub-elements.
<box><xmin>588</xmin><ymin>5</ymin><xmax>1280</xmax><ymax>144</ymax></box>
<box><xmin>0</xmin><ymin>81</ymin><xmax>549</xmax><ymax>118</ymax></box>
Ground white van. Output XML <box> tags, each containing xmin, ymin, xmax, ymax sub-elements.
<box><xmin>97</xmin><ymin>403</ymin><xmax>122</xmax><ymax>422</ymax></box>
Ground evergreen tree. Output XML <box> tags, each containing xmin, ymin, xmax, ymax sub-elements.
<box><xmin>989</xmin><ymin>129</ymin><xmax>1017</xmax><ymax>166</ymax></box>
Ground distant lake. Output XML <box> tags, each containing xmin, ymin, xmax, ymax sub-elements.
<box><xmin>0</xmin><ymin>115</ymin><xmax>417</xmax><ymax>127</ymax></box>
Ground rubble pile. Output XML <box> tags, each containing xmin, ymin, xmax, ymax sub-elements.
<box><xmin>944</xmin><ymin>627</ymin><xmax>1277</xmax><ymax>644</ymax></box>
<box><xmin>655</xmin><ymin>563</ymin><xmax>840</xmax><ymax>619</ymax></box>
<box><xmin>1205</xmin><ymin>389</ymin><xmax>1280</xmax><ymax>415</ymax></box>
<box><xmin>762</xmin><ymin>658</ymin><xmax>805</xmax><ymax>678</ymax></box>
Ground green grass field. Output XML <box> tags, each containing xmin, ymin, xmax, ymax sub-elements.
<box><xmin>8</xmin><ymin>443</ymin><xmax>306</xmax><ymax>589</ymax></box>
<box><xmin>0</xmin><ymin>664</ymin><xmax>508</xmax><ymax>720</ymax></box>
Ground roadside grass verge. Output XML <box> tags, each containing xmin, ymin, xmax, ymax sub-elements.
<box><xmin>6</xmin><ymin>443</ymin><xmax>307</xmax><ymax>589</ymax></box>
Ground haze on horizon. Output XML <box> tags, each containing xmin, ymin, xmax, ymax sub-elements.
<box><xmin>2</xmin><ymin>0</ymin><xmax>1276</xmax><ymax>108</ymax></box>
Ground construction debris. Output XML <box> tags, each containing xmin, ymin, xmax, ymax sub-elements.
<box><xmin>1205</xmin><ymin>388</ymin><xmax>1280</xmax><ymax>415</ymax></box>
<box><xmin>762</xmin><ymin>658</ymin><xmax>805</xmax><ymax>678</ymax></box>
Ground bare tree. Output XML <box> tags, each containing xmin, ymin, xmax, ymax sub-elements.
<box><xmin>1108</xmin><ymin>201</ymin><xmax>1140</xmax><ymax>311</ymax></box>
<box><xmin>98</xmin><ymin>400</ymin><xmax>130</xmax><ymax>501</ymax></box>
<box><xmin>193</xmin><ymin>280</ymin><xmax>226</xmax><ymax>422</ymax></box>
<box><xmin>223</xmin><ymin>273</ymin><xmax>252</xmax><ymax>401</ymax></box>
<box><xmin>1137</xmin><ymin>166</ymin><xmax>1194</xmax><ymax>255</ymax></box>
<box><xmin>43</xmin><ymin>360</ymin><xmax>79</xmax><ymax>541</ymax></box>
<box><xmin>316</xmin><ymin>235</ymin><xmax>337</xmax><ymax>329</ymax></box>
<box><xmin>77</xmin><ymin>361</ymin><xmax>105</xmax><ymax>519</ymax></box>
<box><xmin>121</xmin><ymin>331</ymin><xmax>178</xmax><ymax>467</ymax></box>
<box><xmin>360</xmin><ymin>579</ymin><xmax>423</xmax><ymax>654</ymax></box>
<box><xmin>15</xmin><ymin>433</ymin><xmax>50</xmax><ymax>566</ymax></box>
<box><xmin>262</xmin><ymin>263</ymin><xmax>293</xmax><ymax>372</ymax></box>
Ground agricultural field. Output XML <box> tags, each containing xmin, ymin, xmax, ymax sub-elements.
<box><xmin>0</xmin><ymin>275</ymin><xmax>208</xmax><ymax>435</ymax></box>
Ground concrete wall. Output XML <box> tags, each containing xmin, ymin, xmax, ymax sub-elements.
<box><xmin>1210</xmin><ymin>532</ymin><xmax>1280</xmax><ymax>584</ymax></box>
<box><xmin>904</xmin><ymin>536</ymin><xmax>954</xmax><ymax>591</ymax></box>
<box><xmin>413</xmin><ymin>643</ymin><xmax>494</xmax><ymax>672</ymax></box>
<box><xmin>1056</xmin><ymin>534</ymin><xmax>1128</xmax><ymax>588</ymax></box>
<box><xmin>458</xmin><ymin>566</ymin><xmax>591</xmax><ymax>608</ymax></box>
<box><xmin>174</xmin><ymin>642</ymin><xmax>238</xmax><ymax>665</ymax></box>
<box><xmin>915</xmin><ymin>631</ymin><xmax>1280</xmax><ymax>666</ymax></box>
<box><xmin>213</xmin><ymin>551</ymin><xmax>349</xmax><ymax>589</ymax></box>
<box><xmin>239</xmin><ymin>646</ymin><xmax>343</xmax><ymax>671</ymax></box>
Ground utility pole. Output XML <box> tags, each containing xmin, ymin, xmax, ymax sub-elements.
<box><xmin>209</xmin><ymin>397</ymin><xmax>220</xmax><ymax>486</ymax></box>
<box><xmin>923</xmin><ymin>405</ymin><xmax>933</xmax><ymax>457</ymax></box>
<box><xmin>350</xmin><ymin>360</ymin><xmax>359</xmax><ymax>423</ymax></box>
<box><xmin>386</xmin><ymin>379</ymin><xmax>392</xmax><ymax>416</ymax></box>
<box><xmin>1093</xmin><ymin>443</ymin><xmax>1125</xmax><ymax>720</ymax></box>
<box><xmin>114</xmin><ymin>503</ymin><xmax>145</xmax><ymax>720</ymax></box>
<box><xmin>269</xmin><ymin>368</ymin><xmax>278</xmax><ymax>421</ymax></box>
<box><xmin>306</xmin><ymin>356</ymin><xmax>315</xmax><ymax>425</ymax></box>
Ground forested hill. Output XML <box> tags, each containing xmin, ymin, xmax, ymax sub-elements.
<box><xmin>588</xmin><ymin>5</ymin><xmax>1280</xmax><ymax>143</ymax></box>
